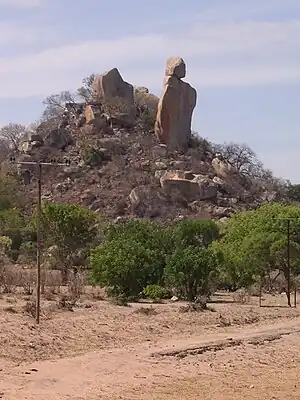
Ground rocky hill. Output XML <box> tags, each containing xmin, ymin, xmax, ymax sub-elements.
<box><xmin>3</xmin><ymin>57</ymin><xmax>280</xmax><ymax>222</ymax></box>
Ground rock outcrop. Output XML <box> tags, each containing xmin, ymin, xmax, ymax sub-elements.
<box><xmin>91</xmin><ymin>68</ymin><xmax>136</xmax><ymax>127</ymax></box>
<box><xmin>92</xmin><ymin>68</ymin><xmax>134</xmax><ymax>109</ymax></box>
<box><xmin>5</xmin><ymin>61</ymin><xmax>279</xmax><ymax>223</ymax></box>
<box><xmin>134</xmin><ymin>87</ymin><xmax>159</xmax><ymax>114</ymax></box>
<box><xmin>212</xmin><ymin>156</ymin><xmax>236</xmax><ymax>179</ymax></box>
<box><xmin>155</xmin><ymin>57</ymin><xmax>197</xmax><ymax>149</ymax></box>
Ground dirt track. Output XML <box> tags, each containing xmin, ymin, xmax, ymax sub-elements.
<box><xmin>1</xmin><ymin>318</ymin><xmax>300</xmax><ymax>399</ymax></box>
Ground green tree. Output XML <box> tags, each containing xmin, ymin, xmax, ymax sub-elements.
<box><xmin>168</xmin><ymin>219</ymin><xmax>220</xmax><ymax>248</ymax></box>
<box><xmin>38</xmin><ymin>203</ymin><xmax>98</xmax><ymax>282</ymax></box>
<box><xmin>164</xmin><ymin>220</ymin><xmax>220</xmax><ymax>300</ymax></box>
<box><xmin>164</xmin><ymin>246</ymin><xmax>220</xmax><ymax>300</ymax></box>
<box><xmin>91</xmin><ymin>239</ymin><xmax>159</xmax><ymax>298</ymax></box>
<box><xmin>91</xmin><ymin>220</ymin><xmax>171</xmax><ymax>298</ymax></box>
<box><xmin>214</xmin><ymin>203</ymin><xmax>300</xmax><ymax>305</ymax></box>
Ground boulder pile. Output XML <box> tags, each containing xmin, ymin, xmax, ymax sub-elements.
<box><xmin>6</xmin><ymin>57</ymin><xmax>277</xmax><ymax>221</ymax></box>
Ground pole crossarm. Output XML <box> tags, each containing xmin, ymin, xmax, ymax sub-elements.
<box><xmin>9</xmin><ymin>157</ymin><xmax>71</xmax><ymax>167</ymax></box>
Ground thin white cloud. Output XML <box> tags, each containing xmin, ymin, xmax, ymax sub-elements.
<box><xmin>0</xmin><ymin>0</ymin><xmax>43</xmax><ymax>7</ymax></box>
<box><xmin>0</xmin><ymin>18</ymin><xmax>299</xmax><ymax>99</ymax></box>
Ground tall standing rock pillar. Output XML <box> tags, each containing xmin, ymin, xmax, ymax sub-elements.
<box><xmin>155</xmin><ymin>57</ymin><xmax>197</xmax><ymax>149</ymax></box>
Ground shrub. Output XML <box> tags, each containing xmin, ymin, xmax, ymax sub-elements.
<box><xmin>135</xmin><ymin>106</ymin><xmax>156</xmax><ymax>133</ymax></box>
<box><xmin>83</xmin><ymin>146</ymin><xmax>109</xmax><ymax>167</ymax></box>
<box><xmin>67</xmin><ymin>272</ymin><xmax>85</xmax><ymax>299</ymax></box>
<box><xmin>232</xmin><ymin>288</ymin><xmax>250</xmax><ymax>304</ymax></box>
<box><xmin>143</xmin><ymin>284</ymin><xmax>169</xmax><ymax>302</ymax></box>
<box><xmin>17</xmin><ymin>269</ymin><xmax>34</xmax><ymax>295</ymax></box>
<box><xmin>90</xmin><ymin>238</ymin><xmax>159</xmax><ymax>298</ymax></box>
<box><xmin>23</xmin><ymin>300</ymin><xmax>36</xmax><ymax>317</ymax></box>
<box><xmin>0</xmin><ymin>235</ymin><xmax>12</xmax><ymax>253</ymax></box>
<box><xmin>0</xmin><ymin>265</ymin><xmax>16</xmax><ymax>293</ymax></box>
<box><xmin>134</xmin><ymin>306</ymin><xmax>157</xmax><ymax>315</ymax></box>
<box><xmin>57</xmin><ymin>294</ymin><xmax>76</xmax><ymax>311</ymax></box>
<box><xmin>189</xmin><ymin>132</ymin><xmax>213</xmax><ymax>156</ymax></box>
<box><xmin>110</xmin><ymin>293</ymin><xmax>130</xmax><ymax>307</ymax></box>
<box><xmin>4</xmin><ymin>305</ymin><xmax>18</xmax><ymax>313</ymax></box>
<box><xmin>179</xmin><ymin>303</ymin><xmax>208</xmax><ymax>313</ymax></box>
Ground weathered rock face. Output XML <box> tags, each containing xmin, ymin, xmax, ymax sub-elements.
<box><xmin>152</xmin><ymin>144</ymin><xmax>168</xmax><ymax>159</ymax></box>
<box><xmin>158</xmin><ymin>170</ymin><xmax>218</xmax><ymax>202</ymax></box>
<box><xmin>155</xmin><ymin>57</ymin><xmax>197</xmax><ymax>149</ymax></box>
<box><xmin>212</xmin><ymin>157</ymin><xmax>236</xmax><ymax>179</ymax></box>
<box><xmin>134</xmin><ymin>86</ymin><xmax>159</xmax><ymax>113</ymax></box>
<box><xmin>43</xmin><ymin>128</ymin><xmax>72</xmax><ymax>150</ymax></box>
<box><xmin>161</xmin><ymin>178</ymin><xmax>200</xmax><ymax>202</ymax></box>
<box><xmin>92</xmin><ymin>68</ymin><xmax>134</xmax><ymax>107</ymax></box>
<box><xmin>192</xmin><ymin>175</ymin><xmax>218</xmax><ymax>200</ymax></box>
<box><xmin>20</xmin><ymin>126</ymin><xmax>72</xmax><ymax>154</ymax></box>
<box><xmin>165</xmin><ymin>57</ymin><xmax>186</xmax><ymax>79</ymax></box>
<box><xmin>85</xmin><ymin>104</ymin><xmax>101</xmax><ymax>124</ymax></box>
<box><xmin>129</xmin><ymin>186</ymin><xmax>167</xmax><ymax>218</ymax></box>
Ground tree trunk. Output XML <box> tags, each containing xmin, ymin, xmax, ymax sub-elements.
<box><xmin>286</xmin><ymin>290</ymin><xmax>291</xmax><ymax>307</ymax></box>
<box><xmin>283</xmin><ymin>266</ymin><xmax>291</xmax><ymax>307</ymax></box>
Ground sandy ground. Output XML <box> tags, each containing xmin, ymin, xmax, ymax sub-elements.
<box><xmin>1</xmin><ymin>291</ymin><xmax>300</xmax><ymax>399</ymax></box>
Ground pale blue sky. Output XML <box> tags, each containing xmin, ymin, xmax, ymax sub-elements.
<box><xmin>0</xmin><ymin>0</ymin><xmax>299</xmax><ymax>181</ymax></box>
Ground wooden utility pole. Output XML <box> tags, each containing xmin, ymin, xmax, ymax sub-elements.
<box><xmin>36</xmin><ymin>163</ymin><xmax>42</xmax><ymax>323</ymax></box>
<box><xmin>287</xmin><ymin>219</ymin><xmax>291</xmax><ymax>307</ymax></box>
<box><xmin>10</xmin><ymin>158</ymin><xmax>70</xmax><ymax>323</ymax></box>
